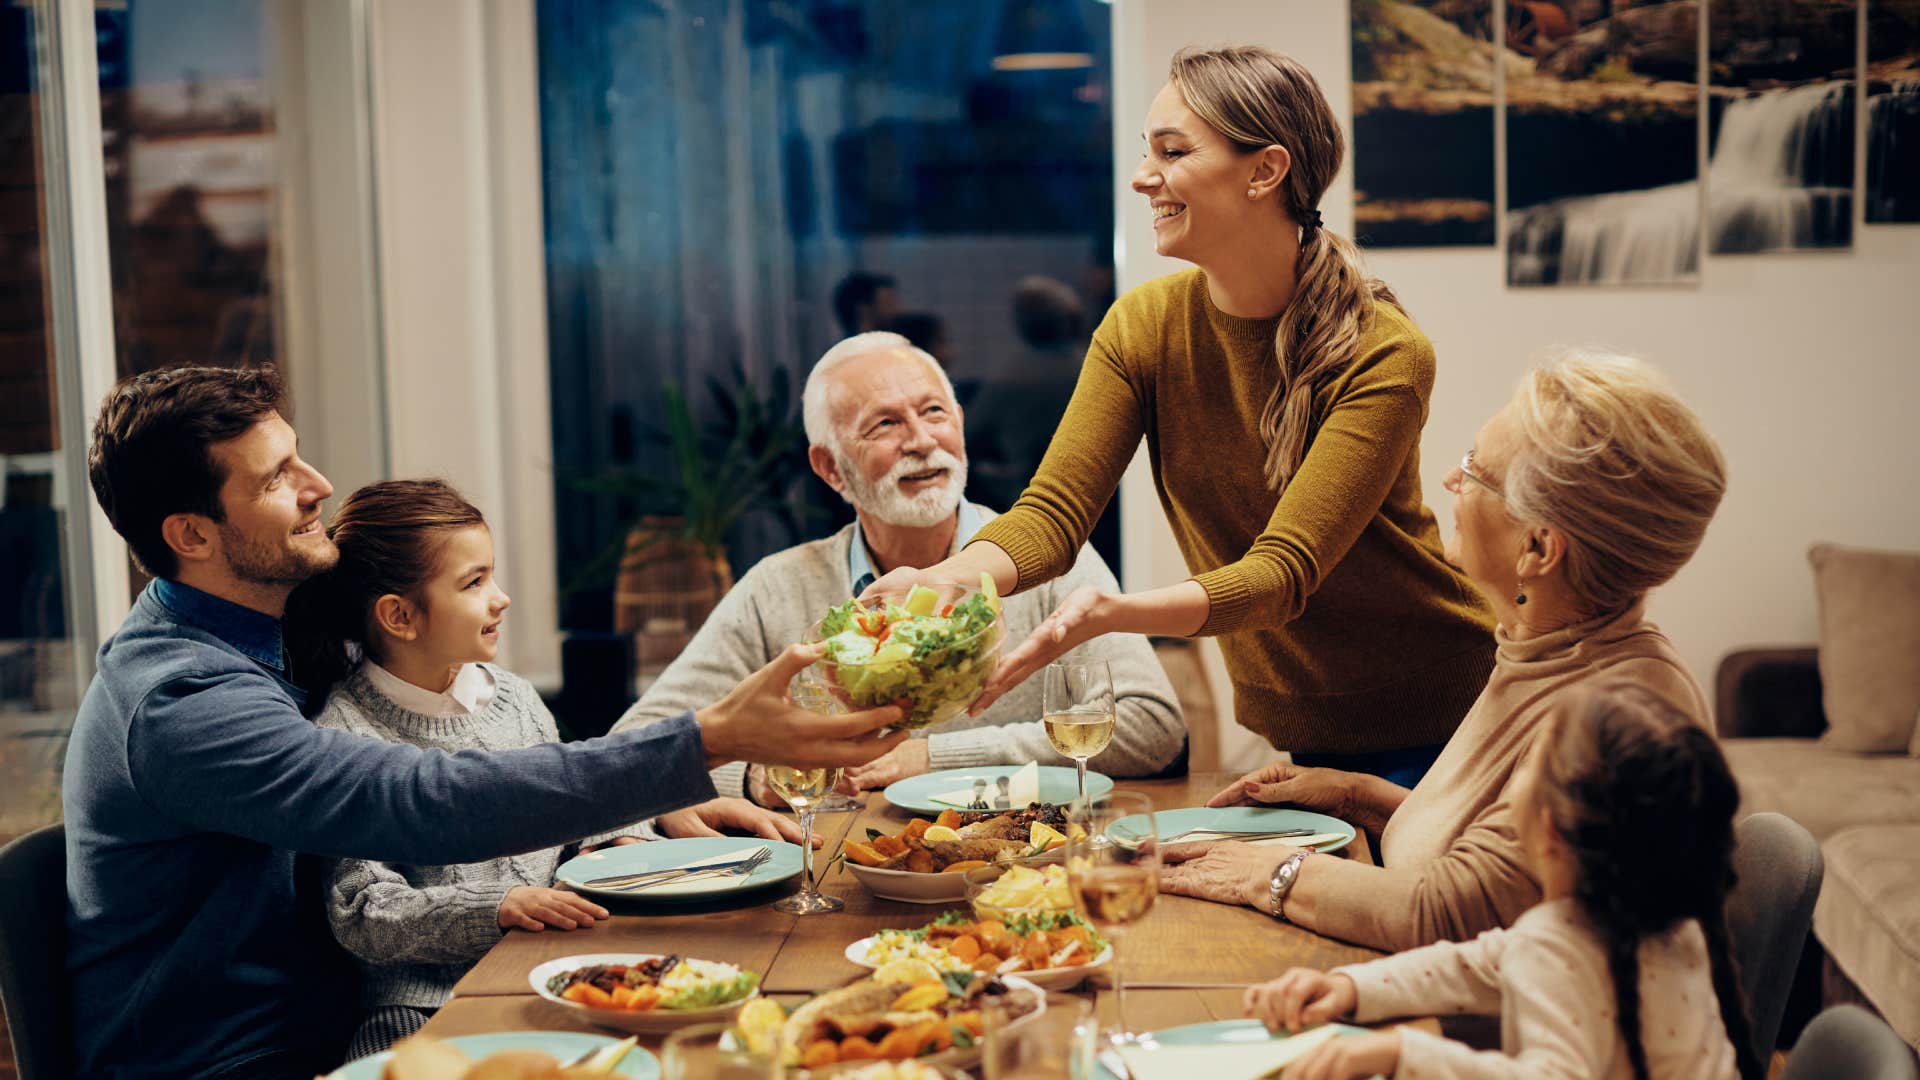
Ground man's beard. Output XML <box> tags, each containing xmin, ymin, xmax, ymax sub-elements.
<box><xmin>837</xmin><ymin>447</ymin><xmax>967</xmax><ymax>528</ymax></box>
<box><xmin>219</xmin><ymin>520</ymin><xmax>339</xmax><ymax>587</ymax></box>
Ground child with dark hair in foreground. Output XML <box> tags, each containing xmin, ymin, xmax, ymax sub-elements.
<box><xmin>1244</xmin><ymin>680</ymin><xmax>1761</xmax><ymax>1080</ymax></box>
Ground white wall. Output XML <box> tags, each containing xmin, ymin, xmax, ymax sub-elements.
<box><xmin>1112</xmin><ymin>0</ymin><xmax>1920</xmax><ymax>768</ymax></box>
<box><xmin>367</xmin><ymin>0</ymin><xmax>563</xmax><ymax>685</ymax></box>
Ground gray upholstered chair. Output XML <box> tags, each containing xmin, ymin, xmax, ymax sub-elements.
<box><xmin>1783</xmin><ymin>1005</ymin><xmax>1919</xmax><ymax>1080</ymax></box>
<box><xmin>1727</xmin><ymin>812</ymin><xmax>1823</xmax><ymax>1061</ymax></box>
<box><xmin>0</xmin><ymin>824</ymin><xmax>67</xmax><ymax>1080</ymax></box>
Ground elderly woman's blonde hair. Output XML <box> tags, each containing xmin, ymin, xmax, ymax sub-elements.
<box><xmin>1502</xmin><ymin>348</ymin><xmax>1727</xmax><ymax>617</ymax></box>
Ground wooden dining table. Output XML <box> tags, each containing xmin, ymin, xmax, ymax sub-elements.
<box><xmin>417</xmin><ymin>770</ymin><xmax>1430</xmax><ymax>1061</ymax></box>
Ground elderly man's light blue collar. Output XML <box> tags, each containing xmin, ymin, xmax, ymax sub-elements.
<box><xmin>150</xmin><ymin>576</ymin><xmax>288</xmax><ymax>672</ymax></box>
<box><xmin>849</xmin><ymin>501</ymin><xmax>985</xmax><ymax>597</ymax></box>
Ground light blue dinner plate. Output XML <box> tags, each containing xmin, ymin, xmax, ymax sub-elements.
<box><xmin>330</xmin><ymin>1031</ymin><xmax>661</xmax><ymax>1079</ymax></box>
<box><xmin>1094</xmin><ymin>1020</ymin><xmax>1372</xmax><ymax>1079</ymax></box>
<box><xmin>555</xmin><ymin>837</ymin><xmax>803</xmax><ymax>901</ymax></box>
<box><xmin>1147</xmin><ymin>806</ymin><xmax>1356</xmax><ymax>854</ymax></box>
<box><xmin>883</xmin><ymin>764</ymin><xmax>1113</xmax><ymax>814</ymax></box>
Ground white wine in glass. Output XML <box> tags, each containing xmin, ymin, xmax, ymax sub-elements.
<box><xmin>765</xmin><ymin>765</ymin><xmax>841</xmax><ymax>810</ymax></box>
<box><xmin>1066</xmin><ymin>790</ymin><xmax>1158</xmax><ymax>1040</ymax></box>
<box><xmin>771</xmin><ymin>672</ymin><xmax>847</xmax><ymax>915</ymax></box>
<box><xmin>1044</xmin><ymin>661</ymin><xmax>1114</xmax><ymax>800</ymax></box>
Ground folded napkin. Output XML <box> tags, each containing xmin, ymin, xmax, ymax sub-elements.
<box><xmin>930</xmin><ymin>762</ymin><xmax>1040</xmax><ymax>810</ymax></box>
<box><xmin>1116</xmin><ymin>1024</ymin><xmax>1343</xmax><ymax>1080</ymax></box>
<box><xmin>1173</xmin><ymin>831</ymin><xmax>1350</xmax><ymax>849</ymax></box>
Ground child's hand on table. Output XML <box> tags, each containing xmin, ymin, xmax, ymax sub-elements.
<box><xmin>497</xmin><ymin>886</ymin><xmax>609</xmax><ymax>932</ymax></box>
<box><xmin>1244</xmin><ymin>968</ymin><xmax>1356</xmax><ymax>1032</ymax></box>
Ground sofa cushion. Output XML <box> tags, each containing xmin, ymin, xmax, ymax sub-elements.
<box><xmin>1813</xmin><ymin>826</ymin><xmax>1920</xmax><ymax>1047</ymax></box>
<box><xmin>1809</xmin><ymin>543</ymin><xmax>1920</xmax><ymax>754</ymax></box>
<box><xmin>1722</xmin><ymin>737</ymin><xmax>1920</xmax><ymax>841</ymax></box>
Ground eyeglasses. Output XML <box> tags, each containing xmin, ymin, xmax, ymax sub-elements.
<box><xmin>1457</xmin><ymin>449</ymin><xmax>1505</xmax><ymax>499</ymax></box>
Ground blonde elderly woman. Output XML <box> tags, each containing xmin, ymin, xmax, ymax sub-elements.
<box><xmin>1160</xmin><ymin>349</ymin><xmax>1727</xmax><ymax>953</ymax></box>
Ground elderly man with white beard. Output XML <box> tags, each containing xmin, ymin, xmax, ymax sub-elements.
<box><xmin>610</xmin><ymin>332</ymin><xmax>1186</xmax><ymax>804</ymax></box>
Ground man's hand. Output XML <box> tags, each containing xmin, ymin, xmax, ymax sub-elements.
<box><xmin>1286</xmin><ymin>1031</ymin><xmax>1401</xmax><ymax>1080</ymax></box>
<box><xmin>657</xmin><ymin>797</ymin><xmax>812</xmax><ymax>846</ymax></box>
<box><xmin>1244</xmin><ymin>969</ymin><xmax>1358</xmax><ymax>1034</ymax></box>
<box><xmin>697</xmin><ymin>644</ymin><xmax>907</xmax><ymax>769</ymax></box>
<box><xmin>497</xmin><ymin>886</ymin><xmax>608</xmax><ymax>932</ymax></box>
<box><xmin>845</xmin><ymin>739</ymin><xmax>931</xmax><ymax>791</ymax></box>
<box><xmin>1160</xmin><ymin>841</ymin><xmax>1307</xmax><ymax>910</ymax></box>
<box><xmin>970</xmin><ymin>585</ymin><xmax>1115</xmax><ymax>715</ymax></box>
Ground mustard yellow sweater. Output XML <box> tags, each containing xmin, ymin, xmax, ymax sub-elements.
<box><xmin>971</xmin><ymin>269</ymin><xmax>1495</xmax><ymax>753</ymax></box>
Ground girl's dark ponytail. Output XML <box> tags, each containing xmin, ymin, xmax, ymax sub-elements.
<box><xmin>1542</xmin><ymin>682</ymin><xmax>1765</xmax><ymax>1080</ymax></box>
<box><xmin>1701</xmin><ymin>904</ymin><xmax>1765</xmax><ymax>1080</ymax></box>
<box><xmin>285</xmin><ymin>564</ymin><xmax>365</xmax><ymax>715</ymax></box>
<box><xmin>283</xmin><ymin>479</ymin><xmax>487</xmax><ymax>715</ymax></box>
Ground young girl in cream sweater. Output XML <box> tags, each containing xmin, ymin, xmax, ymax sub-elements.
<box><xmin>1243</xmin><ymin>680</ymin><xmax>1762</xmax><ymax>1080</ymax></box>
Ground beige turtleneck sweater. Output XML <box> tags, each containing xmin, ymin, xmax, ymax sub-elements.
<box><xmin>1296</xmin><ymin>603</ymin><xmax>1710</xmax><ymax>953</ymax></box>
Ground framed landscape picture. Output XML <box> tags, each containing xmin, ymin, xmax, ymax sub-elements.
<box><xmin>1505</xmin><ymin>0</ymin><xmax>1703</xmax><ymax>286</ymax></box>
<box><xmin>1350</xmin><ymin>0</ymin><xmax>1498</xmax><ymax>246</ymax></box>
<box><xmin>1867</xmin><ymin>0</ymin><xmax>1920</xmax><ymax>222</ymax></box>
<box><xmin>1707</xmin><ymin>0</ymin><xmax>1857</xmax><ymax>254</ymax></box>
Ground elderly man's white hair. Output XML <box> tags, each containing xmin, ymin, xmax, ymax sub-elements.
<box><xmin>801</xmin><ymin>331</ymin><xmax>957</xmax><ymax>451</ymax></box>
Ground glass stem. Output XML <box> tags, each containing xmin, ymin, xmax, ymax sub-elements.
<box><xmin>1076</xmin><ymin>757</ymin><xmax>1088</xmax><ymax>801</ymax></box>
<box><xmin>798</xmin><ymin>808</ymin><xmax>817</xmax><ymax>894</ymax></box>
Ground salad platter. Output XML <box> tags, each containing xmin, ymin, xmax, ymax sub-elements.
<box><xmin>846</xmin><ymin>910</ymin><xmax>1113</xmax><ymax>992</ymax></box>
<box><xmin>810</xmin><ymin>579</ymin><xmax>1004</xmax><ymax>731</ymax></box>
<box><xmin>529</xmin><ymin>953</ymin><xmax>762</xmax><ymax>1034</ymax></box>
<box><xmin>842</xmin><ymin>802</ymin><xmax>1082</xmax><ymax>903</ymax></box>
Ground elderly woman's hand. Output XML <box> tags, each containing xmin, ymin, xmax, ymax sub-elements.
<box><xmin>1159</xmin><ymin>841</ymin><xmax>1304</xmax><ymax>909</ymax></box>
<box><xmin>1207</xmin><ymin>762</ymin><xmax>1355</xmax><ymax>815</ymax></box>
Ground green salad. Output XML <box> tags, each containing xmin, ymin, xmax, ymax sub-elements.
<box><xmin>815</xmin><ymin>577</ymin><xmax>1003</xmax><ymax>730</ymax></box>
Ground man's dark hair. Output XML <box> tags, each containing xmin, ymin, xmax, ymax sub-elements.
<box><xmin>832</xmin><ymin>271</ymin><xmax>896</xmax><ymax>336</ymax></box>
<box><xmin>88</xmin><ymin>365</ymin><xmax>287</xmax><ymax>579</ymax></box>
<box><xmin>1011</xmin><ymin>276</ymin><xmax>1087</xmax><ymax>349</ymax></box>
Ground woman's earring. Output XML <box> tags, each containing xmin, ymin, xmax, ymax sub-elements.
<box><xmin>1513</xmin><ymin>585</ymin><xmax>1528</xmax><ymax>606</ymax></box>
<box><xmin>1247</xmin><ymin>188</ymin><xmax>1257</xmax><ymax>199</ymax></box>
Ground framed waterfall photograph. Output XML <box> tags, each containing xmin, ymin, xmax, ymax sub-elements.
<box><xmin>1349</xmin><ymin>0</ymin><xmax>1498</xmax><ymax>246</ymax></box>
<box><xmin>1707</xmin><ymin>0</ymin><xmax>1858</xmax><ymax>254</ymax></box>
<box><xmin>1867</xmin><ymin>0</ymin><xmax>1920</xmax><ymax>222</ymax></box>
<box><xmin>1504</xmin><ymin>0</ymin><xmax>1702</xmax><ymax>286</ymax></box>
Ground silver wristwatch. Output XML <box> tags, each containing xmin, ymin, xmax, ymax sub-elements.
<box><xmin>1267</xmin><ymin>849</ymin><xmax>1311</xmax><ymax>921</ymax></box>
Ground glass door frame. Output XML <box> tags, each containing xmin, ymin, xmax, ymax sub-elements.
<box><xmin>31</xmin><ymin>0</ymin><xmax>131</xmax><ymax>694</ymax></box>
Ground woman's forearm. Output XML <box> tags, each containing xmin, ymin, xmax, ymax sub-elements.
<box><xmin>948</xmin><ymin>541</ymin><xmax>1020</xmax><ymax>596</ymax></box>
<box><xmin>1097</xmin><ymin>579</ymin><xmax>1211</xmax><ymax>638</ymax></box>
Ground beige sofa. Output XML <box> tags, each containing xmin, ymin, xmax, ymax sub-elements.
<box><xmin>1717</xmin><ymin>543</ymin><xmax>1920</xmax><ymax>1048</ymax></box>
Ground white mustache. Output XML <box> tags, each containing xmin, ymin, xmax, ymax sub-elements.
<box><xmin>887</xmin><ymin>450</ymin><xmax>962</xmax><ymax>486</ymax></box>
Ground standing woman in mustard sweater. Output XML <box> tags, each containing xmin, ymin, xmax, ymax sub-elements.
<box><xmin>863</xmin><ymin>45</ymin><xmax>1494</xmax><ymax>784</ymax></box>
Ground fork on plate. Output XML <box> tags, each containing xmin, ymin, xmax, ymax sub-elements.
<box><xmin>583</xmin><ymin>846</ymin><xmax>773</xmax><ymax>892</ymax></box>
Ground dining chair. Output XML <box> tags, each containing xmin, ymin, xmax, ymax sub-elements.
<box><xmin>1782</xmin><ymin>1005</ymin><xmax>1919</xmax><ymax>1080</ymax></box>
<box><xmin>1726</xmin><ymin>812</ymin><xmax>1823</xmax><ymax>1063</ymax></box>
<box><xmin>0</xmin><ymin>823</ymin><xmax>68</xmax><ymax>1080</ymax></box>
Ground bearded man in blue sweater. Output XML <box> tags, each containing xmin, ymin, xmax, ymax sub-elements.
<box><xmin>62</xmin><ymin>365</ymin><xmax>906</xmax><ymax>1079</ymax></box>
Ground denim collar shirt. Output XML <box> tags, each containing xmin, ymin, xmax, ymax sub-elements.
<box><xmin>847</xmin><ymin>501</ymin><xmax>985</xmax><ymax>596</ymax></box>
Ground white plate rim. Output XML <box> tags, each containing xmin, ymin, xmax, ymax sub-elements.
<box><xmin>554</xmin><ymin>838</ymin><xmax>805</xmax><ymax>900</ymax></box>
<box><xmin>527</xmin><ymin>952</ymin><xmax>761</xmax><ymax>1026</ymax></box>
<box><xmin>843</xmin><ymin>934</ymin><xmax>1114</xmax><ymax>975</ymax></box>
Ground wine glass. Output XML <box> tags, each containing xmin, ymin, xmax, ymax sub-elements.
<box><xmin>767</xmin><ymin>671</ymin><xmax>846</xmax><ymax>915</ymax></box>
<box><xmin>661</xmin><ymin>1020</ymin><xmax>779</xmax><ymax>1079</ymax></box>
<box><xmin>1065</xmin><ymin>790</ymin><xmax>1158</xmax><ymax>1040</ymax></box>
<box><xmin>1044</xmin><ymin>660</ymin><xmax>1115</xmax><ymax>801</ymax></box>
